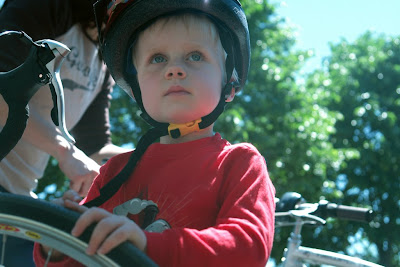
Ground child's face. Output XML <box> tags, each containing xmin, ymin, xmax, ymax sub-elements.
<box><xmin>134</xmin><ymin>16</ymin><xmax>226</xmax><ymax>124</ymax></box>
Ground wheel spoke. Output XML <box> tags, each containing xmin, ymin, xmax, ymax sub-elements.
<box><xmin>1</xmin><ymin>234</ymin><xmax>6</xmax><ymax>266</ymax></box>
<box><xmin>44</xmin><ymin>248</ymin><xmax>54</xmax><ymax>267</ymax></box>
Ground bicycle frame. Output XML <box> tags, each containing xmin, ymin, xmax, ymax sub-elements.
<box><xmin>281</xmin><ymin>216</ymin><xmax>384</xmax><ymax>267</ymax></box>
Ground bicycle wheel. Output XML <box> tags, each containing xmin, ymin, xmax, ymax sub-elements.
<box><xmin>0</xmin><ymin>192</ymin><xmax>158</xmax><ymax>266</ymax></box>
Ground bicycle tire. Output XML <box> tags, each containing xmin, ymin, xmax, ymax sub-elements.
<box><xmin>0</xmin><ymin>192</ymin><xmax>158</xmax><ymax>267</ymax></box>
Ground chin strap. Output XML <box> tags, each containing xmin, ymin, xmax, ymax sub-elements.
<box><xmin>143</xmin><ymin>81</ymin><xmax>236</xmax><ymax>139</ymax></box>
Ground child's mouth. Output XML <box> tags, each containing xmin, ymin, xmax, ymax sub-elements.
<box><xmin>165</xmin><ymin>85</ymin><xmax>190</xmax><ymax>96</ymax></box>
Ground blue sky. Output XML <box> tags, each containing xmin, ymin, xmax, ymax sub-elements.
<box><xmin>271</xmin><ymin>0</ymin><xmax>400</xmax><ymax>72</ymax></box>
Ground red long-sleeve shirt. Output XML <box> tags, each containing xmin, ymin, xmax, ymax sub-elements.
<box><xmin>34</xmin><ymin>133</ymin><xmax>275</xmax><ymax>266</ymax></box>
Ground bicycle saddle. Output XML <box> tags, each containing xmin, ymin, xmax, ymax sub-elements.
<box><xmin>0</xmin><ymin>30</ymin><xmax>74</xmax><ymax>161</ymax></box>
<box><xmin>275</xmin><ymin>192</ymin><xmax>305</xmax><ymax>212</ymax></box>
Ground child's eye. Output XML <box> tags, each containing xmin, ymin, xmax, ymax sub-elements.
<box><xmin>188</xmin><ymin>52</ymin><xmax>203</xmax><ymax>62</ymax></box>
<box><xmin>151</xmin><ymin>55</ymin><xmax>167</xmax><ymax>64</ymax></box>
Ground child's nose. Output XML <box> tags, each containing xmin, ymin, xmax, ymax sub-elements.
<box><xmin>165</xmin><ymin>65</ymin><xmax>186</xmax><ymax>79</ymax></box>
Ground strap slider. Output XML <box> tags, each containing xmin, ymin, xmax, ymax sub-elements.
<box><xmin>168</xmin><ymin>119</ymin><xmax>202</xmax><ymax>139</ymax></box>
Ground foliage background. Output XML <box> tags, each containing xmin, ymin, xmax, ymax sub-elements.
<box><xmin>37</xmin><ymin>0</ymin><xmax>399</xmax><ymax>265</ymax></box>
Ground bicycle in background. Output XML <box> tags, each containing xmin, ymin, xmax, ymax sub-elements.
<box><xmin>273</xmin><ymin>192</ymin><xmax>384</xmax><ymax>267</ymax></box>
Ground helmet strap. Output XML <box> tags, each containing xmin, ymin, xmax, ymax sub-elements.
<box><xmin>84</xmin><ymin>126</ymin><xmax>167</xmax><ymax>208</ymax></box>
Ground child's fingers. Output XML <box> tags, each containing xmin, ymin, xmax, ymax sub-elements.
<box><xmin>64</xmin><ymin>199</ymin><xmax>88</xmax><ymax>213</ymax></box>
<box><xmin>97</xmin><ymin>227</ymin><xmax>129</xmax><ymax>254</ymax></box>
<box><xmin>71</xmin><ymin>207</ymin><xmax>110</xmax><ymax>238</ymax></box>
<box><xmin>49</xmin><ymin>190</ymin><xmax>81</xmax><ymax>207</ymax></box>
<box><xmin>86</xmin><ymin>216</ymin><xmax>126</xmax><ymax>255</ymax></box>
<box><xmin>98</xmin><ymin>219</ymin><xmax>147</xmax><ymax>254</ymax></box>
<box><xmin>71</xmin><ymin>209</ymin><xmax>147</xmax><ymax>256</ymax></box>
<box><xmin>62</xmin><ymin>189</ymin><xmax>82</xmax><ymax>203</ymax></box>
<box><xmin>50</xmin><ymin>197</ymin><xmax>64</xmax><ymax>206</ymax></box>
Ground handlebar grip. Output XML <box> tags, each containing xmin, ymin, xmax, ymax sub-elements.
<box><xmin>324</xmin><ymin>203</ymin><xmax>374</xmax><ymax>223</ymax></box>
<box><xmin>0</xmin><ymin>102</ymin><xmax>29</xmax><ymax>161</ymax></box>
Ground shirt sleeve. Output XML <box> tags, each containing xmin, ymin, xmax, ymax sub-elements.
<box><xmin>145</xmin><ymin>144</ymin><xmax>276</xmax><ymax>267</ymax></box>
<box><xmin>33</xmin><ymin>243</ymin><xmax>84</xmax><ymax>267</ymax></box>
<box><xmin>71</xmin><ymin>71</ymin><xmax>114</xmax><ymax>156</ymax></box>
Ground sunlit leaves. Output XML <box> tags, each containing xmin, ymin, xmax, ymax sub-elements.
<box><xmin>322</xmin><ymin>30</ymin><xmax>400</xmax><ymax>266</ymax></box>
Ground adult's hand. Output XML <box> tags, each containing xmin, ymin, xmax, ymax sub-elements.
<box><xmin>56</xmin><ymin>141</ymin><xmax>100</xmax><ymax>197</ymax></box>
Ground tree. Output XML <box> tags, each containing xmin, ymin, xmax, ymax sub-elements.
<box><xmin>225</xmin><ymin>1</ymin><xmax>358</xmax><ymax>263</ymax></box>
<box><xmin>318</xmin><ymin>31</ymin><xmax>400</xmax><ymax>266</ymax></box>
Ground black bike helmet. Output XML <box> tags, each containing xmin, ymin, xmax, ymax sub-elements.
<box><xmin>85</xmin><ymin>0</ymin><xmax>250</xmax><ymax>207</ymax></box>
<box><xmin>94</xmin><ymin>0</ymin><xmax>250</xmax><ymax>133</ymax></box>
<box><xmin>98</xmin><ymin>0</ymin><xmax>249</xmax><ymax>91</ymax></box>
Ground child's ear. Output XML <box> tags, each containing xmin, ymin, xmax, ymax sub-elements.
<box><xmin>225</xmin><ymin>87</ymin><xmax>236</xmax><ymax>102</ymax></box>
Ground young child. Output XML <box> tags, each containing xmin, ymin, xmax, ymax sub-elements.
<box><xmin>34</xmin><ymin>1</ymin><xmax>276</xmax><ymax>266</ymax></box>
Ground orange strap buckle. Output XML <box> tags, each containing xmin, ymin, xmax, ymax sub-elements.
<box><xmin>168</xmin><ymin>119</ymin><xmax>202</xmax><ymax>139</ymax></box>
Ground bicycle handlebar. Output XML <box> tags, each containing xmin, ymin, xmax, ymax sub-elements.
<box><xmin>316</xmin><ymin>201</ymin><xmax>374</xmax><ymax>223</ymax></box>
<box><xmin>275</xmin><ymin>192</ymin><xmax>375</xmax><ymax>224</ymax></box>
<box><xmin>0</xmin><ymin>31</ymin><xmax>74</xmax><ymax>161</ymax></box>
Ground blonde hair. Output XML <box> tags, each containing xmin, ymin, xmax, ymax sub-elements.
<box><xmin>133</xmin><ymin>13</ymin><xmax>238</xmax><ymax>84</ymax></box>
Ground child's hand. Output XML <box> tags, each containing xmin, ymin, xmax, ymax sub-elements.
<box><xmin>39</xmin><ymin>190</ymin><xmax>84</xmax><ymax>261</ymax></box>
<box><xmin>51</xmin><ymin>189</ymin><xmax>82</xmax><ymax>207</ymax></box>
<box><xmin>69</xmin><ymin>207</ymin><xmax>147</xmax><ymax>255</ymax></box>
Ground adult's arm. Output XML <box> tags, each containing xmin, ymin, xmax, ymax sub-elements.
<box><xmin>0</xmin><ymin>0</ymin><xmax>100</xmax><ymax>196</ymax></box>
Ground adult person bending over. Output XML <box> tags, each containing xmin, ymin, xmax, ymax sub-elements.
<box><xmin>0</xmin><ymin>0</ymin><xmax>129</xmax><ymax>198</ymax></box>
<box><xmin>0</xmin><ymin>1</ymin><xmax>130</xmax><ymax>266</ymax></box>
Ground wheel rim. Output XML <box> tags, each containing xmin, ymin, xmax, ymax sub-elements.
<box><xmin>0</xmin><ymin>213</ymin><xmax>118</xmax><ymax>266</ymax></box>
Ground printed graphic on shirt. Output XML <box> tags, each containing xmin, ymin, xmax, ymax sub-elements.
<box><xmin>62</xmin><ymin>79</ymin><xmax>91</xmax><ymax>92</ymax></box>
<box><xmin>129</xmin><ymin>184</ymin><xmax>208</xmax><ymax>229</ymax></box>
<box><xmin>62</xmin><ymin>46</ymin><xmax>100</xmax><ymax>92</ymax></box>
<box><xmin>113</xmin><ymin>198</ymin><xmax>171</xmax><ymax>233</ymax></box>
